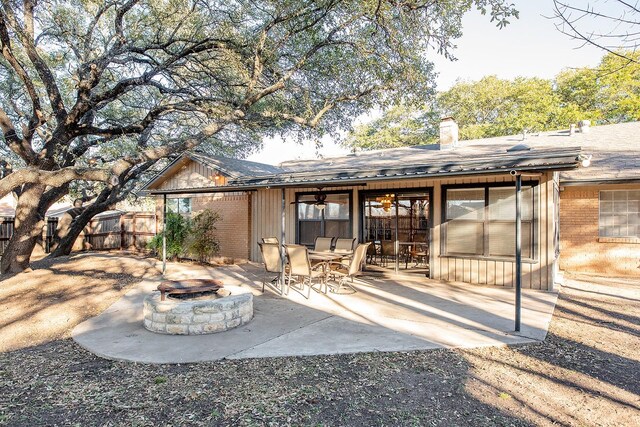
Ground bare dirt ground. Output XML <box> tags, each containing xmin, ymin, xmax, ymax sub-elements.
<box><xmin>0</xmin><ymin>252</ymin><xmax>161</xmax><ymax>352</ymax></box>
<box><xmin>0</xmin><ymin>256</ymin><xmax>638</xmax><ymax>426</ymax></box>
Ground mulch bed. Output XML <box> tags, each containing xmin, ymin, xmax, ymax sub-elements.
<box><xmin>0</xmin><ymin>267</ymin><xmax>638</xmax><ymax>426</ymax></box>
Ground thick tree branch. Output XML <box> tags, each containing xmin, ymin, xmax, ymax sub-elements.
<box><xmin>0</xmin><ymin>167</ymin><xmax>115</xmax><ymax>199</ymax></box>
<box><xmin>2</xmin><ymin>1</ymin><xmax>68</xmax><ymax>123</ymax></box>
<box><xmin>0</xmin><ymin>107</ymin><xmax>37</xmax><ymax>162</ymax></box>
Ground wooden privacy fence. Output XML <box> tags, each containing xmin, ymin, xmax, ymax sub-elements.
<box><xmin>84</xmin><ymin>212</ymin><xmax>156</xmax><ymax>251</ymax></box>
<box><xmin>0</xmin><ymin>217</ymin><xmax>16</xmax><ymax>256</ymax></box>
<box><xmin>0</xmin><ymin>212</ymin><xmax>156</xmax><ymax>255</ymax></box>
<box><xmin>0</xmin><ymin>217</ymin><xmax>59</xmax><ymax>256</ymax></box>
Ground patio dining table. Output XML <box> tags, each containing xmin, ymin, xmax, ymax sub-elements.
<box><xmin>308</xmin><ymin>251</ymin><xmax>348</xmax><ymax>289</ymax></box>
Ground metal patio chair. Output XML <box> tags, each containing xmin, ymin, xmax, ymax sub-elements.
<box><xmin>313</xmin><ymin>236</ymin><xmax>335</xmax><ymax>252</ymax></box>
<box><xmin>328</xmin><ymin>242</ymin><xmax>371</xmax><ymax>294</ymax></box>
<box><xmin>334</xmin><ymin>238</ymin><xmax>356</xmax><ymax>253</ymax></box>
<box><xmin>285</xmin><ymin>244</ymin><xmax>327</xmax><ymax>298</ymax></box>
<box><xmin>258</xmin><ymin>242</ymin><xmax>286</xmax><ymax>294</ymax></box>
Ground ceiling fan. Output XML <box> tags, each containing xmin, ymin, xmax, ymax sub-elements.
<box><xmin>291</xmin><ymin>189</ymin><xmax>328</xmax><ymax>210</ymax></box>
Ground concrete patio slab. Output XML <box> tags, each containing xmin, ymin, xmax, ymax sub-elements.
<box><xmin>72</xmin><ymin>262</ymin><xmax>558</xmax><ymax>363</ymax></box>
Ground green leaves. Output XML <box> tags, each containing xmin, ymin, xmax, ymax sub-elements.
<box><xmin>148</xmin><ymin>212</ymin><xmax>191</xmax><ymax>260</ymax></box>
<box><xmin>148</xmin><ymin>209</ymin><xmax>221</xmax><ymax>263</ymax></box>
<box><xmin>346</xmin><ymin>50</ymin><xmax>639</xmax><ymax>150</ymax></box>
<box><xmin>186</xmin><ymin>209</ymin><xmax>221</xmax><ymax>263</ymax></box>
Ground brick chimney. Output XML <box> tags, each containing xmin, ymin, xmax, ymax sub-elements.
<box><xmin>439</xmin><ymin>117</ymin><xmax>458</xmax><ymax>149</ymax></box>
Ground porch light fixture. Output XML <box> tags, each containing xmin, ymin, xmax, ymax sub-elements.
<box><xmin>315</xmin><ymin>202</ymin><xmax>326</xmax><ymax>211</ymax></box>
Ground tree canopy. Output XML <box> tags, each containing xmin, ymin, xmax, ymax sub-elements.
<box><xmin>0</xmin><ymin>0</ymin><xmax>519</xmax><ymax>272</ymax></box>
<box><xmin>345</xmin><ymin>50</ymin><xmax>640</xmax><ymax>150</ymax></box>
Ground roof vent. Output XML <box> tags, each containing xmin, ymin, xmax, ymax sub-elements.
<box><xmin>578</xmin><ymin>120</ymin><xmax>591</xmax><ymax>133</ymax></box>
<box><xmin>506</xmin><ymin>144</ymin><xmax>532</xmax><ymax>152</ymax></box>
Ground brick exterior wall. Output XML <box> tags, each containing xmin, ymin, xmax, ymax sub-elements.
<box><xmin>559</xmin><ymin>184</ymin><xmax>640</xmax><ymax>276</ymax></box>
<box><xmin>155</xmin><ymin>193</ymin><xmax>250</xmax><ymax>261</ymax></box>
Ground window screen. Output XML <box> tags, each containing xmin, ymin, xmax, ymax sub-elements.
<box><xmin>296</xmin><ymin>192</ymin><xmax>351</xmax><ymax>246</ymax></box>
<box><xmin>443</xmin><ymin>185</ymin><xmax>536</xmax><ymax>259</ymax></box>
<box><xmin>599</xmin><ymin>190</ymin><xmax>640</xmax><ymax>238</ymax></box>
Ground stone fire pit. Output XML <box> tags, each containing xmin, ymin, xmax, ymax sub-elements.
<box><xmin>143</xmin><ymin>279</ymin><xmax>253</xmax><ymax>335</ymax></box>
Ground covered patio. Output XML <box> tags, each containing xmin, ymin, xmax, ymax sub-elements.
<box><xmin>72</xmin><ymin>262</ymin><xmax>558</xmax><ymax>364</ymax></box>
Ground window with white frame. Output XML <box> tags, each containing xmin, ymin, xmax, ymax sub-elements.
<box><xmin>599</xmin><ymin>190</ymin><xmax>640</xmax><ymax>238</ymax></box>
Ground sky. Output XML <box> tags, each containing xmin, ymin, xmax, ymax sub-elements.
<box><xmin>247</xmin><ymin>0</ymin><xmax>607</xmax><ymax>166</ymax></box>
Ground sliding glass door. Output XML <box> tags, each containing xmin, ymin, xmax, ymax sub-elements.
<box><xmin>361</xmin><ymin>190</ymin><xmax>431</xmax><ymax>274</ymax></box>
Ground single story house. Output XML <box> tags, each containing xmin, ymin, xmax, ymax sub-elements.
<box><xmin>144</xmin><ymin>118</ymin><xmax>633</xmax><ymax>291</ymax></box>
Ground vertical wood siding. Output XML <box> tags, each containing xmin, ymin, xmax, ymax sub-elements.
<box><xmin>249</xmin><ymin>172</ymin><xmax>556</xmax><ymax>290</ymax></box>
<box><xmin>250</xmin><ymin>189</ymin><xmax>283</xmax><ymax>261</ymax></box>
<box><xmin>156</xmin><ymin>160</ymin><xmax>226</xmax><ymax>190</ymax></box>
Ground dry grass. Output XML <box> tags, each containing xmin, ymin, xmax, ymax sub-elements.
<box><xmin>0</xmin><ymin>252</ymin><xmax>160</xmax><ymax>352</ymax></box>
<box><xmin>463</xmin><ymin>273</ymin><xmax>640</xmax><ymax>426</ymax></box>
<box><xmin>0</xmin><ymin>256</ymin><xmax>638</xmax><ymax>426</ymax></box>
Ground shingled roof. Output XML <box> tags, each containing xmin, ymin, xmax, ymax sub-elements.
<box><xmin>188</xmin><ymin>152</ymin><xmax>283</xmax><ymax>178</ymax></box>
<box><xmin>145</xmin><ymin>121</ymin><xmax>639</xmax><ymax>194</ymax></box>
<box><xmin>229</xmin><ymin>144</ymin><xmax>582</xmax><ymax>188</ymax></box>
<box><xmin>454</xmin><ymin>121</ymin><xmax>639</xmax><ymax>184</ymax></box>
<box><xmin>278</xmin><ymin>121</ymin><xmax>639</xmax><ymax>184</ymax></box>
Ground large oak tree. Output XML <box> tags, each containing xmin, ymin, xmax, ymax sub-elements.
<box><xmin>0</xmin><ymin>0</ymin><xmax>517</xmax><ymax>273</ymax></box>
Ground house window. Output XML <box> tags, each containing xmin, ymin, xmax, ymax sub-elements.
<box><xmin>297</xmin><ymin>192</ymin><xmax>351</xmax><ymax>246</ymax></box>
<box><xmin>599</xmin><ymin>190</ymin><xmax>640</xmax><ymax>238</ymax></box>
<box><xmin>167</xmin><ymin>197</ymin><xmax>191</xmax><ymax>215</ymax></box>
<box><xmin>443</xmin><ymin>184</ymin><xmax>536</xmax><ymax>259</ymax></box>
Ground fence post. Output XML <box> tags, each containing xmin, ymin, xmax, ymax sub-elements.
<box><xmin>120</xmin><ymin>214</ymin><xmax>125</xmax><ymax>250</ymax></box>
<box><xmin>132</xmin><ymin>213</ymin><xmax>137</xmax><ymax>249</ymax></box>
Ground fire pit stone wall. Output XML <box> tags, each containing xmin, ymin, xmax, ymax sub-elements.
<box><xmin>143</xmin><ymin>292</ymin><xmax>253</xmax><ymax>335</ymax></box>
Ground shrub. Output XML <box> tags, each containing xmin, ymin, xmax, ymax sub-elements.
<box><xmin>148</xmin><ymin>212</ymin><xmax>192</xmax><ymax>260</ymax></box>
<box><xmin>186</xmin><ymin>209</ymin><xmax>221</xmax><ymax>262</ymax></box>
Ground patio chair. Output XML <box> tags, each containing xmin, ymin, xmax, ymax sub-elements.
<box><xmin>258</xmin><ymin>242</ymin><xmax>286</xmax><ymax>294</ymax></box>
<box><xmin>381</xmin><ymin>241</ymin><xmax>395</xmax><ymax>267</ymax></box>
<box><xmin>262</xmin><ymin>237</ymin><xmax>279</xmax><ymax>244</ymax></box>
<box><xmin>328</xmin><ymin>242</ymin><xmax>371</xmax><ymax>294</ymax></box>
<box><xmin>314</xmin><ymin>236</ymin><xmax>335</xmax><ymax>252</ymax></box>
<box><xmin>405</xmin><ymin>242</ymin><xmax>429</xmax><ymax>269</ymax></box>
<box><xmin>285</xmin><ymin>244</ymin><xmax>327</xmax><ymax>298</ymax></box>
<box><xmin>366</xmin><ymin>240</ymin><xmax>382</xmax><ymax>265</ymax></box>
<box><xmin>334</xmin><ymin>238</ymin><xmax>356</xmax><ymax>253</ymax></box>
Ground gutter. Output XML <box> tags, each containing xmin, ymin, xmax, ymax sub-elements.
<box><xmin>146</xmin><ymin>161</ymin><xmax>580</xmax><ymax>195</ymax></box>
<box><xmin>560</xmin><ymin>178</ymin><xmax>640</xmax><ymax>186</ymax></box>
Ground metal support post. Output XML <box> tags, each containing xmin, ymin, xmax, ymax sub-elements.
<box><xmin>515</xmin><ymin>174</ymin><xmax>522</xmax><ymax>332</ymax></box>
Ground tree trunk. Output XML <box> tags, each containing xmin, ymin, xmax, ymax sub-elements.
<box><xmin>49</xmin><ymin>201</ymin><xmax>114</xmax><ymax>257</ymax></box>
<box><xmin>1</xmin><ymin>184</ymin><xmax>47</xmax><ymax>274</ymax></box>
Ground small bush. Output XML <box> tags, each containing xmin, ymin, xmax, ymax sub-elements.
<box><xmin>186</xmin><ymin>209</ymin><xmax>221</xmax><ymax>263</ymax></box>
<box><xmin>148</xmin><ymin>212</ymin><xmax>192</xmax><ymax>260</ymax></box>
